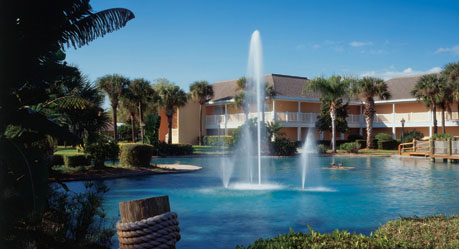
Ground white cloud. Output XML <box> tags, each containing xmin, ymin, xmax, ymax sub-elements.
<box><xmin>296</xmin><ymin>44</ymin><xmax>305</xmax><ymax>50</ymax></box>
<box><xmin>311</xmin><ymin>44</ymin><xmax>321</xmax><ymax>49</ymax></box>
<box><xmin>360</xmin><ymin>67</ymin><xmax>441</xmax><ymax>80</ymax></box>
<box><xmin>435</xmin><ymin>45</ymin><xmax>459</xmax><ymax>55</ymax></box>
<box><xmin>349</xmin><ymin>41</ymin><xmax>373</xmax><ymax>47</ymax></box>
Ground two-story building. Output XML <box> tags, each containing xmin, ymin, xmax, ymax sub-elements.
<box><xmin>159</xmin><ymin>74</ymin><xmax>459</xmax><ymax>144</ymax></box>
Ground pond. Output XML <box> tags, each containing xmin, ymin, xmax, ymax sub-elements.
<box><xmin>66</xmin><ymin>156</ymin><xmax>459</xmax><ymax>249</ymax></box>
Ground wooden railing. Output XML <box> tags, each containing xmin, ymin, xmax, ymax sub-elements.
<box><xmin>398</xmin><ymin>141</ymin><xmax>414</xmax><ymax>155</ymax></box>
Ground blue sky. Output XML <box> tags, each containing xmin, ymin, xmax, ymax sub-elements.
<box><xmin>66</xmin><ymin>0</ymin><xmax>459</xmax><ymax>91</ymax></box>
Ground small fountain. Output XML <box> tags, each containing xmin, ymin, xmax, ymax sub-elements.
<box><xmin>301</xmin><ymin>128</ymin><xmax>317</xmax><ymax>189</ymax></box>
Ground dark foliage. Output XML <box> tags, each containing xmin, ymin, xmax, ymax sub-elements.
<box><xmin>272</xmin><ymin>137</ymin><xmax>297</xmax><ymax>156</ymax></box>
<box><xmin>120</xmin><ymin>144</ymin><xmax>154</xmax><ymax>167</ymax></box>
<box><xmin>339</xmin><ymin>142</ymin><xmax>360</xmax><ymax>153</ymax></box>
<box><xmin>63</xmin><ymin>155</ymin><xmax>90</xmax><ymax>167</ymax></box>
<box><xmin>202</xmin><ymin>136</ymin><xmax>233</xmax><ymax>146</ymax></box>
<box><xmin>158</xmin><ymin>142</ymin><xmax>194</xmax><ymax>156</ymax></box>
<box><xmin>315</xmin><ymin>99</ymin><xmax>349</xmax><ymax>133</ymax></box>
<box><xmin>347</xmin><ymin>134</ymin><xmax>363</xmax><ymax>142</ymax></box>
<box><xmin>404</xmin><ymin>130</ymin><xmax>424</xmax><ymax>142</ymax></box>
<box><xmin>84</xmin><ymin>134</ymin><xmax>119</xmax><ymax>168</ymax></box>
<box><xmin>144</xmin><ymin>113</ymin><xmax>161</xmax><ymax>150</ymax></box>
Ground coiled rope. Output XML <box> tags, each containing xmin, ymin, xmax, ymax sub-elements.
<box><xmin>117</xmin><ymin>211</ymin><xmax>180</xmax><ymax>249</ymax></box>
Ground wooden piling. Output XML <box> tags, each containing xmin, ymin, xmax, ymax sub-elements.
<box><xmin>429</xmin><ymin>138</ymin><xmax>435</xmax><ymax>162</ymax></box>
<box><xmin>119</xmin><ymin>195</ymin><xmax>171</xmax><ymax>223</ymax></box>
<box><xmin>413</xmin><ymin>139</ymin><xmax>417</xmax><ymax>152</ymax></box>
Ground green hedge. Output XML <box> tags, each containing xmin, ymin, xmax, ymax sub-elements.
<box><xmin>355</xmin><ymin>139</ymin><xmax>378</xmax><ymax>149</ymax></box>
<box><xmin>347</xmin><ymin>134</ymin><xmax>363</xmax><ymax>142</ymax></box>
<box><xmin>375</xmin><ymin>133</ymin><xmax>393</xmax><ymax>141</ymax></box>
<box><xmin>378</xmin><ymin>140</ymin><xmax>400</xmax><ymax>150</ymax></box>
<box><xmin>272</xmin><ymin>137</ymin><xmax>297</xmax><ymax>156</ymax></box>
<box><xmin>339</xmin><ymin>142</ymin><xmax>360</xmax><ymax>153</ymax></box>
<box><xmin>432</xmin><ymin>133</ymin><xmax>454</xmax><ymax>141</ymax></box>
<box><xmin>237</xmin><ymin>215</ymin><xmax>459</xmax><ymax>249</ymax></box>
<box><xmin>202</xmin><ymin>136</ymin><xmax>233</xmax><ymax>146</ymax></box>
<box><xmin>158</xmin><ymin>142</ymin><xmax>193</xmax><ymax>156</ymax></box>
<box><xmin>63</xmin><ymin>155</ymin><xmax>90</xmax><ymax>167</ymax></box>
<box><xmin>120</xmin><ymin>144</ymin><xmax>153</xmax><ymax>167</ymax></box>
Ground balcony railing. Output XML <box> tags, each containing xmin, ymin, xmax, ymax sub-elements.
<box><xmin>206</xmin><ymin>111</ymin><xmax>459</xmax><ymax>129</ymax></box>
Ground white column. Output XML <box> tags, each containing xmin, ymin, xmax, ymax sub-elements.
<box><xmin>392</xmin><ymin>103</ymin><xmax>396</xmax><ymax>139</ymax></box>
<box><xmin>273</xmin><ymin>99</ymin><xmax>276</xmax><ymax>121</ymax></box>
<box><xmin>429</xmin><ymin>110</ymin><xmax>433</xmax><ymax>137</ymax></box>
<box><xmin>392</xmin><ymin>126</ymin><xmax>396</xmax><ymax>139</ymax></box>
<box><xmin>297</xmin><ymin>101</ymin><xmax>301</xmax><ymax>122</ymax></box>
<box><xmin>297</xmin><ymin>127</ymin><xmax>301</xmax><ymax>141</ymax></box>
<box><xmin>340</xmin><ymin>133</ymin><xmax>344</xmax><ymax>140</ymax></box>
<box><xmin>224</xmin><ymin>104</ymin><xmax>228</xmax><ymax>135</ymax></box>
<box><xmin>320</xmin><ymin>131</ymin><xmax>324</xmax><ymax>140</ymax></box>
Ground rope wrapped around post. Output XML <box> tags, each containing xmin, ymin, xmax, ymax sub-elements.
<box><xmin>117</xmin><ymin>196</ymin><xmax>180</xmax><ymax>249</ymax></box>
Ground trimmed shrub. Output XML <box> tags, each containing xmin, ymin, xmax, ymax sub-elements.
<box><xmin>339</xmin><ymin>142</ymin><xmax>360</xmax><ymax>153</ymax></box>
<box><xmin>317</xmin><ymin>140</ymin><xmax>350</xmax><ymax>147</ymax></box>
<box><xmin>63</xmin><ymin>155</ymin><xmax>90</xmax><ymax>167</ymax></box>
<box><xmin>375</xmin><ymin>133</ymin><xmax>392</xmax><ymax>141</ymax></box>
<box><xmin>120</xmin><ymin>144</ymin><xmax>154</xmax><ymax>167</ymax></box>
<box><xmin>158</xmin><ymin>142</ymin><xmax>193</xmax><ymax>156</ymax></box>
<box><xmin>347</xmin><ymin>134</ymin><xmax>363</xmax><ymax>142</ymax></box>
<box><xmin>404</xmin><ymin>130</ymin><xmax>424</xmax><ymax>142</ymax></box>
<box><xmin>317</xmin><ymin>144</ymin><xmax>327</xmax><ymax>154</ymax></box>
<box><xmin>202</xmin><ymin>135</ymin><xmax>233</xmax><ymax>146</ymax></box>
<box><xmin>378</xmin><ymin>140</ymin><xmax>400</xmax><ymax>150</ymax></box>
<box><xmin>432</xmin><ymin>133</ymin><xmax>454</xmax><ymax>140</ymax></box>
<box><xmin>355</xmin><ymin>139</ymin><xmax>379</xmax><ymax>149</ymax></box>
<box><xmin>50</xmin><ymin>154</ymin><xmax>64</xmax><ymax>166</ymax></box>
<box><xmin>84</xmin><ymin>134</ymin><xmax>119</xmax><ymax>168</ymax></box>
<box><xmin>272</xmin><ymin>137</ymin><xmax>297</xmax><ymax>156</ymax></box>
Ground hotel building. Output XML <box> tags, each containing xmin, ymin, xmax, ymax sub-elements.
<box><xmin>159</xmin><ymin>74</ymin><xmax>459</xmax><ymax>144</ymax></box>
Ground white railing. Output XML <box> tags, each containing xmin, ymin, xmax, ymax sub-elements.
<box><xmin>346</xmin><ymin>114</ymin><xmax>360</xmax><ymax>124</ymax></box>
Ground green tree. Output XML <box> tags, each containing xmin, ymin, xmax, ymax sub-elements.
<box><xmin>189</xmin><ymin>81</ymin><xmax>214</xmax><ymax>145</ymax></box>
<box><xmin>303</xmin><ymin>76</ymin><xmax>352</xmax><ymax>152</ymax></box>
<box><xmin>234</xmin><ymin>77</ymin><xmax>250</xmax><ymax>120</ymax></box>
<box><xmin>129</xmin><ymin>78</ymin><xmax>156</xmax><ymax>143</ymax></box>
<box><xmin>264</xmin><ymin>84</ymin><xmax>277</xmax><ymax>123</ymax></box>
<box><xmin>411</xmin><ymin>74</ymin><xmax>445</xmax><ymax>135</ymax></box>
<box><xmin>120</xmin><ymin>84</ymin><xmax>141</xmax><ymax>142</ymax></box>
<box><xmin>315</xmin><ymin>99</ymin><xmax>349</xmax><ymax>136</ymax></box>
<box><xmin>442</xmin><ymin>62</ymin><xmax>459</xmax><ymax>117</ymax></box>
<box><xmin>156</xmin><ymin>82</ymin><xmax>188</xmax><ymax>144</ymax></box>
<box><xmin>97</xmin><ymin>74</ymin><xmax>130</xmax><ymax>142</ymax></box>
<box><xmin>351</xmin><ymin>77</ymin><xmax>391</xmax><ymax>149</ymax></box>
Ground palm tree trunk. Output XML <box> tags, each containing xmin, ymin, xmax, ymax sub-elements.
<box><xmin>113</xmin><ymin>104</ymin><xmax>118</xmax><ymax>142</ymax></box>
<box><xmin>330</xmin><ymin>104</ymin><xmax>337</xmax><ymax>153</ymax></box>
<box><xmin>365</xmin><ymin>99</ymin><xmax>375</xmax><ymax>149</ymax></box>
<box><xmin>139</xmin><ymin>103</ymin><xmax>144</xmax><ymax>143</ymax></box>
<box><xmin>130</xmin><ymin>114</ymin><xmax>135</xmax><ymax>142</ymax></box>
<box><xmin>199</xmin><ymin>104</ymin><xmax>203</xmax><ymax>145</ymax></box>
<box><xmin>433</xmin><ymin>105</ymin><xmax>438</xmax><ymax>135</ymax></box>
<box><xmin>167</xmin><ymin>114</ymin><xmax>173</xmax><ymax>144</ymax></box>
<box><xmin>442</xmin><ymin>109</ymin><xmax>446</xmax><ymax>134</ymax></box>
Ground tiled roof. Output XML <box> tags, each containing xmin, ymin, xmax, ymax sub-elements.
<box><xmin>380</xmin><ymin>75</ymin><xmax>422</xmax><ymax>100</ymax></box>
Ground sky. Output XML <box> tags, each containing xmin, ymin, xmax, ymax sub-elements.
<box><xmin>66</xmin><ymin>0</ymin><xmax>459</xmax><ymax>92</ymax></box>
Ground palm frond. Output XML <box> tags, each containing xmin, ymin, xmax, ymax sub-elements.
<box><xmin>63</xmin><ymin>8</ymin><xmax>135</xmax><ymax>48</ymax></box>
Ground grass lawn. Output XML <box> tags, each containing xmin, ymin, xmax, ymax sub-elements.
<box><xmin>329</xmin><ymin>149</ymin><xmax>398</xmax><ymax>155</ymax></box>
<box><xmin>192</xmin><ymin>145</ymin><xmax>229</xmax><ymax>154</ymax></box>
<box><xmin>54</xmin><ymin>146</ymin><xmax>85</xmax><ymax>156</ymax></box>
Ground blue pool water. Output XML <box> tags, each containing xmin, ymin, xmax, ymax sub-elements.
<box><xmin>66</xmin><ymin>156</ymin><xmax>459</xmax><ymax>248</ymax></box>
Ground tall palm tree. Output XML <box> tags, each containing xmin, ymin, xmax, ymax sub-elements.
<box><xmin>304</xmin><ymin>76</ymin><xmax>351</xmax><ymax>153</ymax></box>
<box><xmin>234</xmin><ymin>77</ymin><xmax>250</xmax><ymax>120</ymax></box>
<box><xmin>130</xmin><ymin>78</ymin><xmax>155</xmax><ymax>143</ymax></box>
<box><xmin>157</xmin><ymin>84</ymin><xmax>188</xmax><ymax>144</ymax></box>
<box><xmin>97</xmin><ymin>74</ymin><xmax>130</xmax><ymax>141</ymax></box>
<box><xmin>351</xmin><ymin>77</ymin><xmax>390</xmax><ymax>149</ymax></box>
<box><xmin>437</xmin><ymin>75</ymin><xmax>453</xmax><ymax>133</ymax></box>
<box><xmin>189</xmin><ymin>81</ymin><xmax>214</xmax><ymax>145</ymax></box>
<box><xmin>264</xmin><ymin>84</ymin><xmax>276</xmax><ymax>122</ymax></box>
<box><xmin>120</xmin><ymin>86</ymin><xmax>139</xmax><ymax>142</ymax></box>
<box><xmin>411</xmin><ymin>74</ymin><xmax>444</xmax><ymax>135</ymax></box>
<box><xmin>443</xmin><ymin>62</ymin><xmax>459</xmax><ymax>117</ymax></box>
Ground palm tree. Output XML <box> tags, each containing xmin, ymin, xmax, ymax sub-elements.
<box><xmin>264</xmin><ymin>84</ymin><xmax>276</xmax><ymax>123</ymax></box>
<box><xmin>130</xmin><ymin>78</ymin><xmax>155</xmax><ymax>143</ymax></box>
<box><xmin>157</xmin><ymin>83</ymin><xmax>188</xmax><ymax>144</ymax></box>
<box><xmin>411</xmin><ymin>74</ymin><xmax>444</xmax><ymax>135</ymax></box>
<box><xmin>443</xmin><ymin>62</ymin><xmax>459</xmax><ymax>117</ymax></box>
<box><xmin>120</xmin><ymin>86</ymin><xmax>139</xmax><ymax>142</ymax></box>
<box><xmin>351</xmin><ymin>77</ymin><xmax>390</xmax><ymax>149</ymax></box>
<box><xmin>189</xmin><ymin>81</ymin><xmax>214</xmax><ymax>145</ymax></box>
<box><xmin>437</xmin><ymin>75</ymin><xmax>453</xmax><ymax>133</ymax></box>
<box><xmin>304</xmin><ymin>76</ymin><xmax>351</xmax><ymax>153</ymax></box>
<box><xmin>234</xmin><ymin>77</ymin><xmax>250</xmax><ymax>120</ymax></box>
<box><xmin>97</xmin><ymin>74</ymin><xmax>130</xmax><ymax>141</ymax></box>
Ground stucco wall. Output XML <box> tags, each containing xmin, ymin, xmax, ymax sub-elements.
<box><xmin>276</xmin><ymin>100</ymin><xmax>299</xmax><ymax>112</ymax></box>
<box><xmin>375</xmin><ymin>104</ymin><xmax>393</xmax><ymax>114</ymax></box>
<box><xmin>300</xmin><ymin>102</ymin><xmax>320</xmax><ymax>112</ymax></box>
<box><xmin>395</xmin><ymin>102</ymin><xmax>428</xmax><ymax>113</ymax></box>
<box><xmin>178</xmin><ymin>101</ymin><xmax>201</xmax><ymax>144</ymax></box>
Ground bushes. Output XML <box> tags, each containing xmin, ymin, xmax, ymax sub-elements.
<box><xmin>120</xmin><ymin>144</ymin><xmax>154</xmax><ymax>167</ymax></box>
<box><xmin>63</xmin><ymin>155</ymin><xmax>90</xmax><ymax>167</ymax></box>
<box><xmin>339</xmin><ymin>142</ymin><xmax>360</xmax><ymax>153</ymax></box>
<box><xmin>237</xmin><ymin>215</ymin><xmax>459</xmax><ymax>249</ymax></box>
<box><xmin>347</xmin><ymin>134</ymin><xmax>363</xmax><ymax>142</ymax></box>
<box><xmin>158</xmin><ymin>142</ymin><xmax>193</xmax><ymax>156</ymax></box>
<box><xmin>404</xmin><ymin>130</ymin><xmax>424</xmax><ymax>142</ymax></box>
<box><xmin>272</xmin><ymin>137</ymin><xmax>297</xmax><ymax>156</ymax></box>
<box><xmin>375</xmin><ymin>133</ymin><xmax>392</xmax><ymax>141</ymax></box>
<box><xmin>432</xmin><ymin>133</ymin><xmax>454</xmax><ymax>140</ymax></box>
<box><xmin>378</xmin><ymin>140</ymin><xmax>400</xmax><ymax>150</ymax></box>
<box><xmin>202</xmin><ymin>136</ymin><xmax>233</xmax><ymax>146</ymax></box>
<box><xmin>84</xmin><ymin>134</ymin><xmax>119</xmax><ymax>168</ymax></box>
<box><xmin>50</xmin><ymin>154</ymin><xmax>64</xmax><ymax>166</ymax></box>
<box><xmin>317</xmin><ymin>144</ymin><xmax>327</xmax><ymax>154</ymax></box>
